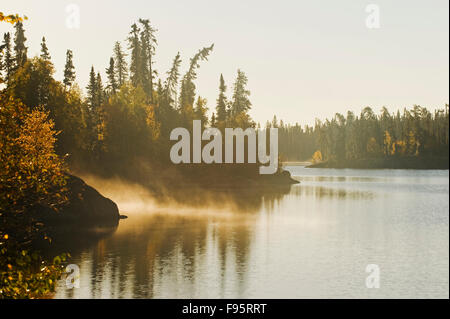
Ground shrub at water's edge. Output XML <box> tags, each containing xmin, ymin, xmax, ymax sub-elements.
<box><xmin>0</xmin><ymin>97</ymin><xmax>118</xmax><ymax>298</ymax></box>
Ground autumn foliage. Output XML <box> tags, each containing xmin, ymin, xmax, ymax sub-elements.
<box><xmin>0</xmin><ymin>96</ymin><xmax>67</xmax><ymax>299</ymax></box>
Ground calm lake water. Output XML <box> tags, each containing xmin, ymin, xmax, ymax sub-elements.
<box><xmin>55</xmin><ymin>167</ymin><xmax>449</xmax><ymax>299</ymax></box>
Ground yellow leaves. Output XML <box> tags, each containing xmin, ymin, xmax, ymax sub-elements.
<box><xmin>146</xmin><ymin>105</ymin><xmax>160</xmax><ymax>141</ymax></box>
<box><xmin>0</xmin><ymin>12</ymin><xmax>28</xmax><ymax>25</ymax></box>
<box><xmin>312</xmin><ymin>150</ymin><xmax>323</xmax><ymax>163</ymax></box>
<box><xmin>392</xmin><ymin>140</ymin><xmax>406</xmax><ymax>156</ymax></box>
<box><xmin>383</xmin><ymin>131</ymin><xmax>393</xmax><ymax>156</ymax></box>
<box><xmin>1</xmin><ymin>95</ymin><xmax>67</xmax><ymax>214</ymax></box>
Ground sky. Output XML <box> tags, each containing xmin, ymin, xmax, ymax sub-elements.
<box><xmin>1</xmin><ymin>0</ymin><xmax>449</xmax><ymax>126</ymax></box>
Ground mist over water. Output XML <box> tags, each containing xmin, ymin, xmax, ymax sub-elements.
<box><xmin>55</xmin><ymin>167</ymin><xmax>449</xmax><ymax>299</ymax></box>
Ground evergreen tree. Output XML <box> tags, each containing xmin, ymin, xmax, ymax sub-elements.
<box><xmin>210</xmin><ymin>112</ymin><xmax>216</xmax><ymax>127</ymax></box>
<box><xmin>0</xmin><ymin>49</ymin><xmax>3</xmax><ymax>81</ymax></box>
<box><xmin>163</xmin><ymin>52</ymin><xmax>182</xmax><ymax>108</ymax></box>
<box><xmin>216</xmin><ymin>74</ymin><xmax>227</xmax><ymax>123</ymax></box>
<box><xmin>40</xmin><ymin>36</ymin><xmax>51</xmax><ymax>61</ymax></box>
<box><xmin>113</xmin><ymin>41</ymin><xmax>128</xmax><ymax>86</ymax></box>
<box><xmin>157</xmin><ymin>53</ymin><xmax>182</xmax><ymax>137</ymax></box>
<box><xmin>128</xmin><ymin>23</ymin><xmax>143</xmax><ymax>88</ymax></box>
<box><xmin>194</xmin><ymin>96</ymin><xmax>208</xmax><ymax>129</ymax></box>
<box><xmin>106</xmin><ymin>57</ymin><xmax>117</xmax><ymax>94</ymax></box>
<box><xmin>13</xmin><ymin>21</ymin><xmax>27</xmax><ymax>69</ymax></box>
<box><xmin>95</xmin><ymin>72</ymin><xmax>105</xmax><ymax>148</ymax></box>
<box><xmin>179</xmin><ymin>44</ymin><xmax>214</xmax><ymax>118</ymax></box>
<box><xmin>63</xmin><ymin>49</ymin><xmax>75</xmax><ymax>89</ymax></box>
<box><xmin>96</xmin><ymin>72</ymin><xmax>104</xmax><ymax>106</ymax></box>
<box><xmin>86</xmin><ymin>66</ymin><xmax>97</xmax><ymax>109</ymax></box>
<box><xmin>1</xmin><ymin>33</ymin><xmax>13</xmax><ymax>84</ymax></box>
<box><xmin>156</xmin><ymin>79</ymin><xmax>164</xmax><ymax>103</ymax></box>
<box><xmin>5</xmin><ymin>56</ymin><xmax>54</xmax><ymax>110</ymax></box>
<box><xmin>138</xmin><ymin>18</ymin><xmax>157</xmax><ymax>102</ymax></box>
<box><xmin>231</xmin><ymin>69</ymin><xmax>251</xmax><ymax>115</ymax></box>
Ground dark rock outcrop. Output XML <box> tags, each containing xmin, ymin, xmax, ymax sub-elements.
<box><xmin>62</xmin><ymin>174</ymin><xmax>120</xmax><ymax>225</ymax></box>
<box><xmin>33</xmin><ymin>174</ymin><xmax>120</xmax><ymax>227</ymax></box>
<box><xmin>259</xmin><ymin>169</ymin><xmax>300</xmax><ymax>185</ymax></box>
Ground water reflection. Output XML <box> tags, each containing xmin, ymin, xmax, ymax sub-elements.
<box><xmin>153</xmin><ymin>183</ymin><xmax>293</xmax><ymax>214</ymax></box>
<box><xmin>55</xmin><ymin>212</ymin><xmax>256</xmax><ymax>298</ymax></box>
<box><xmin>54</xmin><ymin>168</ymin><xmax>449</xmax><ymax>298</ymax></box>
<box><xmin>289</xmin><ymin>185</ymin><xmax>374</xmax><ymax>200</ymax></box>
<box><xmin>298</xmin><ymin>176</ymin><xmax>380</xmax><ymax>183</ymax></box>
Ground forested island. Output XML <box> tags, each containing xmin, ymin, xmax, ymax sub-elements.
<box><xmin>0</xmin><ymin>13</ymin><xmax>448</xmax><ymax>298</ymax></box>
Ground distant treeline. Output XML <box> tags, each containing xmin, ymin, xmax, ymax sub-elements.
<box><xmin>270</xmin><ymin>105</ymin><xmax>449</xmax><ymax>163</ymax></box>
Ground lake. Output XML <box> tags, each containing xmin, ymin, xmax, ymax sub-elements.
<box><xmin>54</xmin><ymin>167</ymin><xmax>449</xmax><ymax>299</ymax></box>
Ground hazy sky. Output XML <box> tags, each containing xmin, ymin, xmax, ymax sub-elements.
<box><xmin>1</xmin><ymin>0</ymin><xmax>449</xmax><ymax>125</ymax></box>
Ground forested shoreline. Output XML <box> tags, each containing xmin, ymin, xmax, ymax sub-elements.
<box><xmin>1</xmin><ymin>19</ymin><xmax>448</xmax><ymax>180</ymax></box>
<box><xmin>1</xmin><ymin>19</ymin><xmax>293</xmax><ymax>184</ymax></box>
<box><xmin>0</xmin><ymin>16</ymin><xmax>293</xmax><ymax>298</ymax></box>
<box><xmin>275</xmin><ymin>105</ymin><xmax>449</xmax><ymax>167</ymax></box>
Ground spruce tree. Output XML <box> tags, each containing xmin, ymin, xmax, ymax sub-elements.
<box><xmin>13</xmin><ymin>21</ymin><xmax>27</xmax><ymax>68</ymax></box>
<box><xmin>156</xmin><ymin>79</ymin><xmax>164</xmax><ymax>103</ymax></box>
<box><xmin>128</xmin><ymin>23</ymin><xmax>142</xmax><ymax>88</ymax></box>
<box><xmin>138</xmin><ymin>19</ymin><xmax>157</xmax><ymax>102</ymax></box>
<box><xmin>86</xmin><ymin>66</ymin><xmax>97</xmax><ymax>109</ymax></box>
<box><xmin>113</xmin><ymin>41</ymin><xmax>128</xmax><ymax>87</ymax></box>
<box><xmin>106</xmin><ymin>57</ymin><xmax>117</xmax><ymax>94</ymax></box>
<box><xmin>216</xmin><ymin>74</ymin><xmax>227</xmax><ymax>123</ymax></box>
<box><xmin>40</xmin><ymin>37</ymin><xmax>51</xmax><ymax>60</ymax></box>
<box><xmin>63</xmin><ymin>49</ymin><xmax>76</xmax><ymax>89</ymax></box>
<box><xmin>231</xmin><ymin>69</ymin><xmax>251</xmax><ymax>116</ymax></box>
<box><xmin>179</xmin><ymin>44</ymin><xmax>214</xmax><ymax>115</ymax></box>
<box><xmin>163</xmin><ymin>52</ymin><xmax>182</xmax><ymax>108</ymax></box>
<box><xmin>95</xmin><ymin>72</ymin><xmax>106</xmax><ymax>149</ymax></box>
<box><xmin>1</xmin><ymin>33</ymin><xmax>13</xmax><ymax>84</ymax></box>
<box><xmin>194</xmin><ymin>96</ymin><xmax>208</xmax><ymax>129</ymax></box>
<box><xmin>0</xmin><ymin>49</ymin><xmax>3</xmax><ymax>80</ymax></box>
<box><xmin>96</xmin><ymin>72</ymin><xmax>104</xmax><ymax>106</ymax></box>
<box><xmin>210</xmin><ymin>112</ymin><xmax>216</xmax><ymax>127</ymax></box>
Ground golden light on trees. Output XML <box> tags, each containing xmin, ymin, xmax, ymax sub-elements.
<box><xmin>0</xmin><ymin>12</ymin><xmax>27</xmax><ymax>24</ymax></box>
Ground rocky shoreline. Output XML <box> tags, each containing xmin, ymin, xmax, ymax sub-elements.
<box><xmin>32</xmin><ymin>174</ymin><xmax>121</xmax><ymax>227</ymax></box>
<box><xmin>33</xmin><ymin>169</ymin><xmax>298</xmax><ymax>227</ymax></box>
